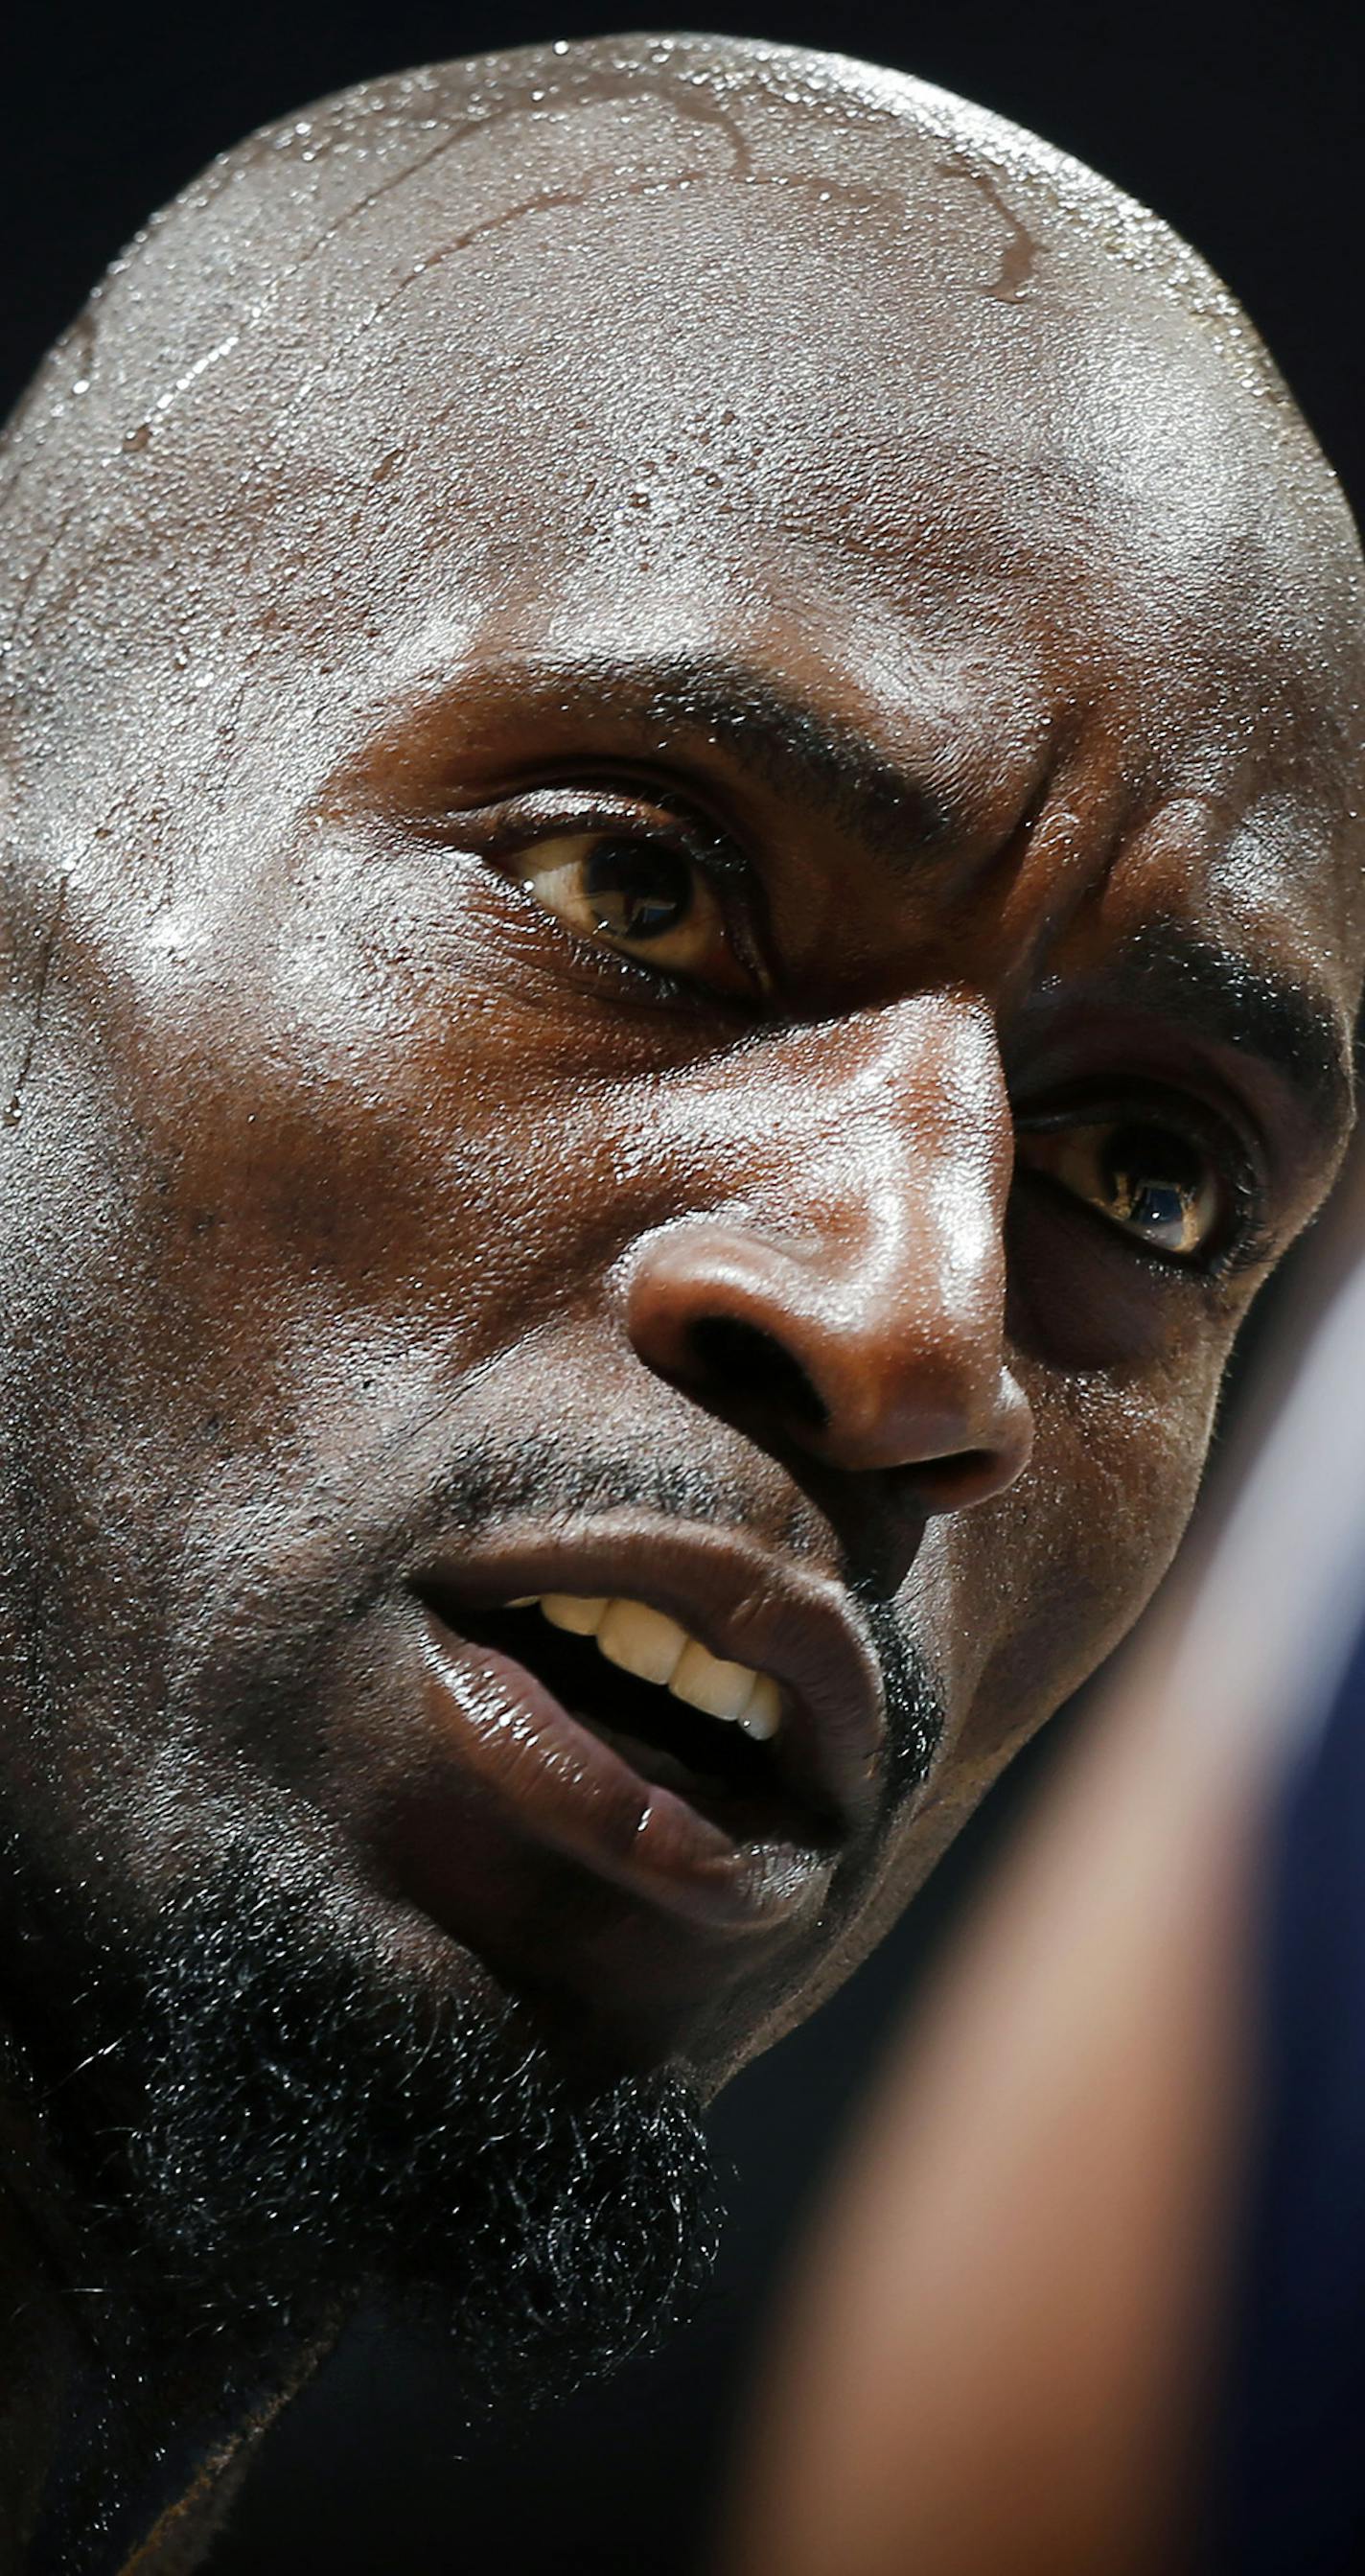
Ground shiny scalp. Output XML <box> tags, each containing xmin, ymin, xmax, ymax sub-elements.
<box><xmin>1</xmin><ymin>33</ymin><xmax>1360</xmax><ymax>900</ymax></box>
<box><xmin>0</xmin><ymin>28</ymin><xmax>1356</xmax><ymax>609</ymax></box>
<box><xmin>2</xmin><ymin>32</ymin><xmax>1361</xmax><ymax>1068</ymax></box>
<box><xmin>0</xmin><ymin>29</ymin><xmax>1327</xmax><ymax>462</ymax></box>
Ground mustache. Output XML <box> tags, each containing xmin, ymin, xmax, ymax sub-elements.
<box><xmin>404</xmin><ymin>1427</ymin><xmax>947</xmax><ymax>1807</ymax></box>
<box><xmin>173</xmin><ymin>1415</ymin><xmax>945</xmax><ymax>1813</ymax></box>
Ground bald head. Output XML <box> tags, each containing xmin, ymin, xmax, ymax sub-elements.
<box><xmin>2</xmin><ymin>41</ymin><xmax>1365</xmax><ymax>2555</ymax></box>
<box><xmin>0</xmin><ymin>37</ymin><xmax>1360</xmax><ymax>953</ymax></box>
<box><xmin>0</xmin><ymin>35</ymin><xmax>1358</xmax><ymax>974</ymax></box>
<box><xmin>0</xmin><ymin>31</ymin><xmax>1332</xmax><ymax>435</ymax></box>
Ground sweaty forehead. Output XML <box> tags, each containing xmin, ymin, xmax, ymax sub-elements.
<box><xmin>4</xmin><ymin>35</ymin><xmax>1362</xmax><ymax>859</ymax></box>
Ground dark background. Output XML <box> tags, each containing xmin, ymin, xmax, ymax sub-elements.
<box><xmin>5</xmin><ymin>3</ymin><xmax>1360</xmax><ymax>2567</ymax></box>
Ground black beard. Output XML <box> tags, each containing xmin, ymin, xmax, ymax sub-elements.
<box><xmin>0</xmin><ymin>1385</ymin><xmax>937</xmax><ymax>2569</ymax></box>
<box><xmin>1</xmin><ymin>1833</ymin><xmax>723</xmax><ymax>2576</ymax></box>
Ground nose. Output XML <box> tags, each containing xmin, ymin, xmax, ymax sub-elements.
<box><xmin>621</xmin><ymin>1007</ymin><xmax>1032</xmax><ymax>1508</ymax></box>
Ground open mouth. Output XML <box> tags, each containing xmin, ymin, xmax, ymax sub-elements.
<box><xmin>403</xmin><ymin>1526</ymin><xmax>881</xmax><ymax>1943</ymax></box>
<box><xmin>451</xmin><ymin>1592</ymin><xmax>813</xmax><ymax>1847</ymax></box>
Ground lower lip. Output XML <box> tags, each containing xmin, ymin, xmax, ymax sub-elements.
<box><xmin>409</xmin><ymin>1599</ymin><xmax>834</xmax><ymax>1936</ymax></box>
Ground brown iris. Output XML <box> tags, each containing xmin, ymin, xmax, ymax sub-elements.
<box><xmin>582</xmin><ymin>840</ymin><xmax>692</xmax><ymax>941</ymax></box>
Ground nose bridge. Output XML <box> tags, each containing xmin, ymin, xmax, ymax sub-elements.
<box><xmin>703</xmin><ymin>996</ymin><xmax>1012</xmax><ymax>1331</ymax></box>
<box><xmin>781</xmin><ymin>1001</ymin><xmax>1009</xmax><ymax>1311</ymax></box>
<box><xmin>622</xmin><ymin>997</ymin><xmax>1031</xmax><ymax>1493</ymax></box>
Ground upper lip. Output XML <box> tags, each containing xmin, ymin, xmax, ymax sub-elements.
<box><xmin>408</xmin><ymin>1512</ymin><xmax>888</xmax><ymax>1844</ymax></box>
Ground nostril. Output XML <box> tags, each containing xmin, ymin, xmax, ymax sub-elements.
<box><xmin>912</xmin><ymin>1447</ymin><xmax>1010</xmax><ymax>1509</ymax></box>
<box><xmin>685</xmin><ymin>1315</ymin><xmax>828</xmax><ymax>1434</ymax></box>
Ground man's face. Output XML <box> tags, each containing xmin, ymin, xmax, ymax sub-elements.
<box><xmin>3</xmin><ymin>79</ymin><xmax>1360</xmax><ymax>2149</ymax></box>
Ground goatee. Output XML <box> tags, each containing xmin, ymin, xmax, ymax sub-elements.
<box><xmin>2</xmin><ymin>1835</ymin><xmax>723</xmax><ymax>2573</ymax></box>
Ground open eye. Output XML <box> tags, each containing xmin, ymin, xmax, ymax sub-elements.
<box><xmin>434</xmin><ymin>771</ymin><xmax>775</xmax><ymax>1008</ymax></box>
<box><xmin>1016</xmin><ymin>1114</ymin><xmax>1234</xmax><ymax>1261</ymax></box>
<box><xmin>510</xmin><ymin>823</ymin><xmax>762</xmax><ymax>999</ymax></box>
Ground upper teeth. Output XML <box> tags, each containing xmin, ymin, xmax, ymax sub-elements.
<box><xmin>504</xmin><ymin>1594</ymin><xmax>782</xmax><ymax>1741</ymax></box>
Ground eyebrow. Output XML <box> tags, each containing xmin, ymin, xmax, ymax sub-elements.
<box><xmin>1066</xmin><ymin>923</ymin><xmax>1354</xmax><ymax>1150</ymax></box>
<box><xmin>441</xmin><ymin>656</ymin><xmax>1355</xmax><ymax>1145</ymax></box>
<box><xmin>483</xmin><ymin>650</ymin><xmax>962</xmax><ymax>859</ymax></box>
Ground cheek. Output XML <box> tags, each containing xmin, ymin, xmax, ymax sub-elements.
<box><xmin>927</xmin><ymin>1346</ymin><xmax>1227</xmax><ymax>1788</ymax></box>
<box><xmin>1006</xmin><ymin>1186</ymin><xmax>1235</xmax><ymax>1373</ymax></box>
<box><xmin>81</xmin><ymin>869</ymin><xmax>687</xmax><ymax>1412</ymax></box>
<box><xmin>747</xmin><ymin>1356</ymin><xmax>1231</xmax><ymax>2062</ymax></box>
